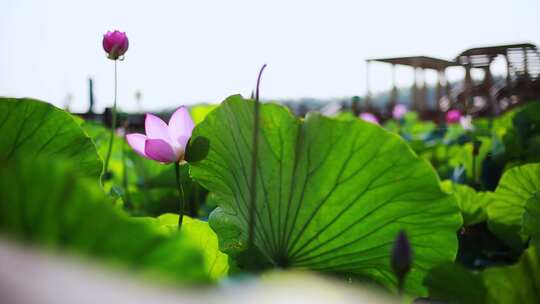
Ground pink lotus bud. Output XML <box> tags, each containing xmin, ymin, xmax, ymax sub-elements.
<box><xmin>359</xmin><ymin>112</ymin><xmax>379</xmax><ymax>125</ymax></box>
<box><xmin>391</xmin><ymin>230</ymin><xmax>412</xmax><ymax>289</ymax></box>
<box><xmin>392</xmin><ymin>104</ymin><xmax>408</xmax><ymax>120</ymax></box>
<box><xmin>103</xmin><ymin>30</ymin><xmax>129</xmax><ymax>60</ymax></box>
<box><xmin>446</xmin><ymin>109</ymin><xmax>461</xmax><ymax>124</ymax></box>
<box><xmin>126</xmin><ymin>107</ymin><xmax>195</xmax><ymax>163</ymax></box>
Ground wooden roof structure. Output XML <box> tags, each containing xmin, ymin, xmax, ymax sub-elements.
<box><xmin>457</xmin><ymin>43</ymin><xmax>536</xmax><ymax>57</ymax></box>
<box><xmin>366</xmin><ymin>56</ymin><xmax>461</xmax><ymax>71</ymax></box>
<box><xmin>456</xmin><ymin>43</ymin><xmax>539</xmax><ymax>68</ymax></box>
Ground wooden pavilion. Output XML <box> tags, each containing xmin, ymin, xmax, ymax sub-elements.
<box><xmin>365</xmin><ymin>56</ymin><xmax>461</xmax><ymax>115</ymax></box>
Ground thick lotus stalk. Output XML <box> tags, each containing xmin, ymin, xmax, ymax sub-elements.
<box><xmin>126</xmin><ymin>107</ymin><xmax>195</xmax><ymax>229</ymax></box>
<box><xmin>391</xmin><ymin>230</ymin><xmax>412</xmax><ymax>294</ymax></box>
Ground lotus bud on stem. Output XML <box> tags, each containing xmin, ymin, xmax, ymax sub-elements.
<box><xmin>391</xmin><ymin>230</ymin><xmax>412</xmax><ymax>295</ymax></box>
<box><xmin>102</xmin><ymin>30</ymin><xmax>129</xmax><ymax>183</ymax></box>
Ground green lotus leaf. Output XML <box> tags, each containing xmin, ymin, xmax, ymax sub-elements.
<box><xmin>440</xmin><ymin>180</ymin><xmax>492</xmax><ymax>226</ymax></box>
<box><xmin>0</xmin><ymin>97</ymin><xmax>102</xmax><ymax>178</ymax></box>
<box><xmin>487</xmin><ymin>163</ymin><xmax>540</xmax><ymax>249</ymax></box>
<box><xmin>189</xmin><ymin>95</ymin><xmax>461</xmax><ymax>295</ymax></box>
<box><xmin>153</xmin><ymin>213</ymin><xmax>229</xmax><ymax>280</ymax></box>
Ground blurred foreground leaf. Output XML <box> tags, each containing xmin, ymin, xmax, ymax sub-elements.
<box><xmin>0</xmin><ymin>158</ymin><xmax>209</xmax><ymax>284</ymax></box>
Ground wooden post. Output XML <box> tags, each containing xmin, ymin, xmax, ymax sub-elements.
<box><xmin>436</xmin><ymin>70</ymin><xmax>443</xmax><ymax>109</ymax></box>
<box><xmin>420</xmin><ymin>69</ymin><xmax>427</xmax><ymax>112</ymax></box>
<box><xmin>390</xmin><ymin>64</ymin><xmax>398</xmax><ymax>107</ymax></box>
<box><xmin>484</xmin><ymin>66</ymin><xmax>495</xmax><ymax>116</ymax></box>
<box><xmin>523</xmin><ymin>47</ymin><xmax>529</xmax><ymax>80</ymax></box>
<box><xmin>464</xmin><ymin>64</ymin><xmax>472</xmax><ymax>109</ymax></box>
<box><xmin>411</xmin><ymin>66</ymin><xmax>418</xmax><ymax>111</ymax></box>
<box><xmin>445</xmin><ymin>69</ymin><xmax>452</xmax><ymax>104</ymax></box>
<box><xmin>365</xmin><ymin>60</ymin><xmax>372</xmax><ymax>109</ymax></box>
<box><xmin>88</xmin><ymin>78</ymin><xmax>95</xmax><ymax>114</ymax></box>
<box><xmin>504</xmin><ymin>53</ymin><xmax>512</xmax><ymax>96</ymax></box>
<box><xmin>523</xmin><ymin>47</ymin><xmax>530</xmax><ymax>97</ymax></box>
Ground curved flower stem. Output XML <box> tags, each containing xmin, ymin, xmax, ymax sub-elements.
<box><xmin>248</xmin><ymin>64</ymin><xmax>267</xmax><ymax>250</ymax></box>
<box><xmin>103</xmin><ymin>60</ymin><xmax>118</xmax><ymax>182</ymax></box>
<box><xmin>174</xmin><ymin>162</ymin><xmax>185</xmax><ymax>230</ymax></box>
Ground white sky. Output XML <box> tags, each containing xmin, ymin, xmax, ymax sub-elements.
<box><xmin>1</xmin><ymin>0</ymin><xmax>539</xmax><ymax>112</ymax></box>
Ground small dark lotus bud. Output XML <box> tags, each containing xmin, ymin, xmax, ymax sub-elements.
<box><xmin>391</xmin><ymin>230</ymin><xmax>412</xmax><ymax>290</ymax></box>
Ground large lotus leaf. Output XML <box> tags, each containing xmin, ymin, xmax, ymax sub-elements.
<box><xmin>440</xmin><ymin>180</ymin><xmax>492</xmax><ymax>226</ymax></box>
<box><xmin>0</xmin><ymin>158</ymin><xmax>209</xmax><ymax>284</ymax></box>
<box><xmin>0</xmin><ymin>98</ymin><xmax>102</xmax><ymax>178</ymax></box>
<box><xmin>189</xmin><ymin>95</ymin><xmax>461</xmax><ymax>295</ymax></box>
<box><xmin>487</xmin><ymin>163</ymin><xmax>540</xmax><ymax>249</ymax></box>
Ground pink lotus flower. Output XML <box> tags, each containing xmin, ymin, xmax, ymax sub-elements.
<box><xmin>359</xmin><ymin>112</ymin><xmax>379</xmax><ymax>125</ymax></box>
<box><xmin>446</xmin><ymin>109</ymin><xmax>461</xmax><ymax>124</ymax></box>
<box><xmin>126</xmin><ymin>107</ymin><xmax>194</xmax><ymax>163</ymax></box>
<box><xmin>392</xmin><ymin>104</ymin><xmax>408</xmax><ymax>120</ymax></box>
<box><xmin>460</xmin><ymin>115</ymin><xmax>474</xmax><ymax>131</ymax></box>
<box><xmin>103</xmin><ymin>30</ymin><xmax>129</xmax><ymax>60</ymax></box>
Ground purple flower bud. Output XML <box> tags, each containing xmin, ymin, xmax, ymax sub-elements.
<box><xmin>391</xmin><ymin>230</ymin><xmax>412</xmax><ymax>284</ymax></box>
<box><xmin>392</xmin><ymin>104</ymin><xmax>408</xmax><ymax>120</ymax></box>
<box><xmin>359</xmin><ymin>112</ymin><xmax>380</xmax><ymax>125</ymax></box>
<box><xmin>102</xmin><ymin>30</ymin><xmax>129</xmax><ymax>60</ymax></box>
<box><xmin>446</xmin><ymin>109</ymin><xmax>461</xmax><ymax>124</ymax></box>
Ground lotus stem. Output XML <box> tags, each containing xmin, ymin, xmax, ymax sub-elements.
<box><xmin>174</xmin><ymin>162</ymin><xmax>185</xmax><ymax>230</ymax></box>
<box><xmin>103</xmin><ymin>60</ymin><xmax>118</xmax><ymax>182</ymax></box>
<box><xmin>248</xmin><ymin>64</ymin><xmax>267</xmax><ymax>249</ymax></box>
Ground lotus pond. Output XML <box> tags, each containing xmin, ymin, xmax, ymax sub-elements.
<box><xmin>1</xmin><ymin>94</ymin><xmax>540</xmax><ymax>303</ymax></box>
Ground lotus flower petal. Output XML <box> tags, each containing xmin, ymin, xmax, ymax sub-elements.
<box><xmin>168</xmin><ymin>106</ymin><xmax>195</xmax><ymax>151</ymax></box>
<box><xmin>144</xmin><ymin>139</ymin><xmax>179</xmax><ymax>163</ymax></box>
<box><xmin>145</xmin><ymin>114</ymin><xmax>171</xmax><ymax>142</ymax></box>
<box><xmin>126</xmin><ymin>133</ymin><xmax>149</xmax><ymax>159</ymax></box>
